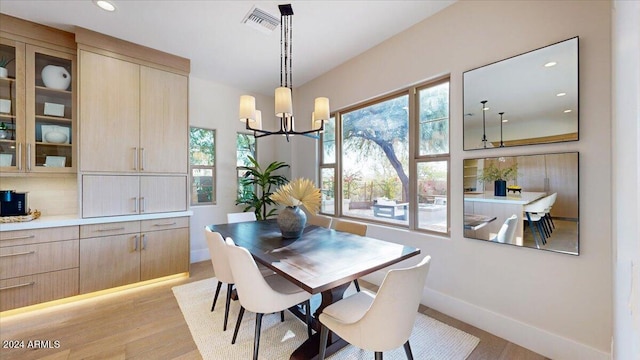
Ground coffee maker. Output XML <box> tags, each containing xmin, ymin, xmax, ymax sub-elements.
<box><xmin>0</xmin><ymin>190</ymin><xmax>29</xmax><ymax>216</ymax></box>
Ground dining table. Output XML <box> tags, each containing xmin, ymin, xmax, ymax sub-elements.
<box><xmin>209</xmin><ymin>218</ymin><xmax>421</xmax><ymax>359</ymax></box>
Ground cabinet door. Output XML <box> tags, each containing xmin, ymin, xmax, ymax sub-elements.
<box><xmin>516</xmin><ymin>155</ymin><xmax>546</xmax><ymax>191</ymax></box>
<box><xmin>545</xmin><ymin>153</ymin><xmax>579</xmax><ymax>218</ymax></box>
<box><xmin>80</xmin><ymin>51</ymin><xmax>139</xmax><ymax>172</ymax></box>
<box><xmin>0</xmin><ymin>38</ymin><xmax>25</xmax><ymax>172</ymax></box>
<box><xmin>139</xmin><ymin>175</ymin><xmax>187</xmax><ymax>213</ymax></box>
<box><xmin>79</xmin><ymin>234</ymin><xmax>140</xmax><ymax>293</ymax></box>
<box><xmin>139</xmin><ymin>66</ymin><xmax>188</xmax><ymax>174</ymax></box>
<box><xmin>140</xmin><ymin>227</ymin><xmax>189</xmax><ymax>281</ymax></box>
<box><xmin>82</xmin><ymin>175</ymin><xmax>140</xmax><ymax>218</ymax></box>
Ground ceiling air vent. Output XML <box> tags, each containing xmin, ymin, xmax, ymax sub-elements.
<box><xmin>242</xmin><ymin>6</ymin><xmax>280</xmax><ymax>34</ymax></box>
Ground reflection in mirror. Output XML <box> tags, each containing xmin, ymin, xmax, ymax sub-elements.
<box><xmin>463</xmin><ymin>152</ymin><xmax>579</xmax><ymax>255</ymax></box>
<box><xmin>463</xmin><ymin>37</ymin><xmax>578</xmax><ymax>150</ymax></box>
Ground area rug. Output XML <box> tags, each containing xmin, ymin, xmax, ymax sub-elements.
<box><xmin>172</xmin><ymin>278</ymin><xmax>479</xmax><ymax>359</ymax></box>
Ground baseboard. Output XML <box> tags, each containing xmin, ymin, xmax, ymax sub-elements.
<box><xmin>190</xmin><ymin>248</ymin><xmax>210</xmax><ymax>264</ymax></box>
<box><xmin>361</xmin><ymin>272</ymin><xmax>608</xmax><ymax>359</ymax></box>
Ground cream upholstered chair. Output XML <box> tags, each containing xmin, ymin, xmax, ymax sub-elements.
<box><xmin>492</xmin><ymin>214</ymin><xmax>518</xmax><ymax>244</ymax></box>
<box><xmin>332</xmin><ymin>218</ymin><xmax>367</xmax><ymax>291</ymax></box>
<box><xmin>227</xmin><ymin>211</ymin><xmax>257</xmax><ymax>223</ymax></box>
<box><xmin>307</xmin><ymin>214</ymin><xmax>333</xmax><ymax>228</ymax></box>
<box><xmin>225</xmin><ymin>237</ymin><xmax>313</xmax><ymax>360</ymax></box>
<box><xmin>523</xmin><ymin>197</ymin><xmax>550</xmax><ymax>248</ymax></box>
<box><xmin>318</xmin><ymin>256</ymin><xmax>432</xmax><ymax>360</ymax></box>
<box><xmin>204</xmin><ymin>227</ymin><xmax>235</xmax><ymax>331</ymax></box>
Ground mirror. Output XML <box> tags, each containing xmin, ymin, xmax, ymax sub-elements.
<box><xmin>463</xmin><ymin>37</ymin><xmax>578</xmax><ymax>150</ymax></box>
<box><xmin>463</xmin><ymin>152</ymin><xmax>579</xmax><ymax>255</ymax></box>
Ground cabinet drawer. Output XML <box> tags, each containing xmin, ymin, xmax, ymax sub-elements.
<box><xmin>0</xmin><ymin>226</ymin><xmax>79</xmax><ymax>247</ymax></box>
<box><xmin>141</xmin><ymin>216</ymin><xmax>189</xmax><ymax>232</ymax></box>
<box><xmin>0</xmin><ymin>239</ymin><xmax>79</xmax><ymax>280</ymax></box>
<box><xmin>80</xmin><ymin>221</ymin><xmax>140</xmax><ymax>238</ymax></box>
<box><xmin>0</xmin><ymin>268</ymin><xmax>79</xmax><ymax>312</ymax></box>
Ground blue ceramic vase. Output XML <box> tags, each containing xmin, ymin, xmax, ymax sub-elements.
<box><xmin>277</xmin><ymin>206</ymin><xmax>307</xmax><ymax>238</ymax></box>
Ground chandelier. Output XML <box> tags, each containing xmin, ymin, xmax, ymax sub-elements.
<box><xmin>239</xmin><ymin>4</ymin><xmax>330</xmax><ymax>142</ymax></box>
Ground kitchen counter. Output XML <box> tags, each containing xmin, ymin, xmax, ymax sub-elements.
<box><xmin>464</xmin><ymin>191</ymin><xmax>546</xmax><ymax>205</ymax></box>
<box><xmin>0</xmin><ymin>211</ymin><xmax>193</xmax><ymax>232</ymax></box>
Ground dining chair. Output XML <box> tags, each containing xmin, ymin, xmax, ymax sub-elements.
<box><xmin>225</xmin><ymin>237</ymin><xmax>313</xmax><ymax>360</ymax></box>
<box><xmin>332</xmin><ymin>218</ymin><xmax>367</xmax><ymax>292</ymax></box>
<box><xmin>492</xmin><ymin>214</ymin><xmax>518</xmax><ymax>244</ymax></box>
<box><xmin>543</xmin><ymin>192</ymin><xmax>558</xmax><ymax>231</ymax></box>
<box><xmin>307</xmin><ymin>214</ymin><xmax>333</xmax><ymax>228</ymax></box>
<box><xmin>227</xmin><ymin>211</ymin><xmax>257</xmax><ymax>223</ymax></box>
<box><xmin>523</xmin><ymin>197</ymin><xmax>549</xmax><ymax>248</ymax></box>
<box><xmin>318</xmin><ymin>256</ymin><xmax>432</xmax><ymax>360</ymax></box>
<box><xmin>204</xmin><ymin>227</ymin><xmax>235</xmax><ymax>331</ymax></box>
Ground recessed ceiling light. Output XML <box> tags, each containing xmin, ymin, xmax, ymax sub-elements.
<box><xmin>556</xmin><ymin>92</ymin><xmax>566</xmax><ymax>97</ymax></box>
<box><xmin>502</xmin><ymin>119</ymin><xmax>509</xmax><ymax>123</ymax></box>
<box><xmin>482</xmin><ymin>107</ymin><xmax>489</xmax><ymax>111</ymax></box>
<box><xmin>544</xmin><ymin>61</ymin><xmax>557</xmax><ymax>67</ymax></box>
<box><xmin>564</xmin><ymin>109</ymin><xmax>572</xmax><ymax>113</ymax></box>
<box><xmin>95</xmin><ymin>0</ymin><xmax>116</xmax><ymax>12</ymax></box>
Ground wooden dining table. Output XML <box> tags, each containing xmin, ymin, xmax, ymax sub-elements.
<box><xmin>209</xmin><ymin>218</ymin><xmax>421</xmax><ymax>359</ymax></box>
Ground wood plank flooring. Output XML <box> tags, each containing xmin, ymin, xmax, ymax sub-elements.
<box><xmin>0</xmin><ymin>261</ymin><xmax>548</xmax><ymax>360</ymax></box>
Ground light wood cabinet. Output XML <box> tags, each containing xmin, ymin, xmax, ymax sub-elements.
<box><xmin>82</xmin><ymin>175</ymin><xmax>187</xmax><ymax>218</ymax></box>
<box><xmin>0</xmin><ymin>225</ymin><xmax>79</xmax><ymax>311</ymax></box>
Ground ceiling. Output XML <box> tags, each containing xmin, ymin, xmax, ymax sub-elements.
<box><xmin>0</xmin><ymin>0</ymin><xmax>455</xmax><ymax>95</ymax></box>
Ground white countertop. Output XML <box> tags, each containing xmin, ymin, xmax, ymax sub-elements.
<box><xmin>0</xmin><ymin>211</ymin><xmax>193</xmax><ymax>231</ymax></box>
<box><xmin>463</xmin><ymin>191</ymin><xmax>546</xmax><ymax>205</ymax></box>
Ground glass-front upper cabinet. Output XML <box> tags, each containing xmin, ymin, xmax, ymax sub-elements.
<box><xmin>0</xmin><ymin>38</ymin><xmax>24</xmax><ymax>170</ymax></box>
<box><xmin>27</xmin><ymin>45</ymin><xmax>75</xmax><ymax>172</ymax></box>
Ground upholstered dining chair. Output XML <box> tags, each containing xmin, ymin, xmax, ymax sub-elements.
<box><xmin>227</xmin><ymin>211</ymin><xmax>257</xmax><ymax>223</ymax></box>
<box><xmin>307</xmin><ymin>214</ymin><xmax>333</xmax><ymax>228</ymax></box>
<box><xmin>225</xmin><ymin>237</ymin><xmax>313</xmax><ymax>360</ymax></box>
<box><xmin>318</xmin><ymin>256</ymin><xmax>432</xmax><ymax>360</ymax></box>
<box><xmin>332</xmin><ymin>218</ymin><xmax>367</xmax><ymax>291</ymax></box>
<box><xmin>204</xmin><ymin>227</ymin><xmax>236</xmax><ymax>331</ymax></box>
<box><xmin>492</xmin><ymin>214</ymin><xmax>518</xmax><ymax>244</ymax></box>
<box><xmin>523</xmin><ymin>197</ymin><xmax>550</xmax><ymax>248</ymax></box>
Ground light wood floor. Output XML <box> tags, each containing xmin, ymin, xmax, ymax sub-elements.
<box><xmin>0</xmin><ymin>261</ymin><xmax>548</xmax><ymax>360</ymax></box>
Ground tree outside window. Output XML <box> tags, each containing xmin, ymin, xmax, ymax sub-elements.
<box><xmin>190</xmin><ymin>127</ymin><xmax>215</xmax><ymax>205</ymax></box>
<box><xmin>236</xmin><ymin>133</ymin><xmax>257</xmax><ymax>200</ymax></box>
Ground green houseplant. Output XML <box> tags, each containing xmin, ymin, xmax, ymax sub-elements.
<box><xmin>236</xmin><ymin>156</ymin><xmax>289</xmax><ymax>220</ymax></box>
<box><xmin>478</xmin><ymin>161</ymin><xmax>518</xmax><ymax>196</ymax></box>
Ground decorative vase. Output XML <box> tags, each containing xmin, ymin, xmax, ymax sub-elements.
<box><xmin>277</xmin><ymin>206</ymin><xmax>307</xmax><ymax>239</ymax></box>
<box><xmin>41</xmin><ymin>65</ymin><xmax>71</xmax><ymax>90</ymax></box>
<box><xmin>494</xmin><ymin>180</ymin><xmax>507</xmax><ymax>197</ymax></box>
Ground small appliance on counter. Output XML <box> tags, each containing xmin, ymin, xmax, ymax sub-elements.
<box><xmin>0</xmin><ymin>190</ymin><xmax>29</xmax><ymax>216</ymax></box>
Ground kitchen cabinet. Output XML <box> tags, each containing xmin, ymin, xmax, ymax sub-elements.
<box><xmin>82</xmin><ymin>175</ymin><xmax>187</xmax><ymax>218</ymax></box>
<box><xmin>79</xmin><ymin>217</ymin><xmax>189</xmax><ymax>294</ymax></box>
<box><xmin>79</xmin><ymin>50</ymin><xmax>188</xmax><ymax>174</ymax></box>
<box><xmin>0</xmin><ymin>226</ymin><xmax>79</xmax><ymax>311</ymax></box>
<box><xmin>0</xmin><ymin>35</ymin><xmax>76</xmax><ymax>174</ymax></box>
<box><xmin>463</xmin><ymin>158</ymin><xmax>481</xmax><ymax>192</ymax></box>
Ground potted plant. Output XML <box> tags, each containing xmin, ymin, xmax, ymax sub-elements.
<box><xmin>0</xmin><ymin>56</ymin><xmax>14</xmax><ymax>78</ymax></box>
<box><xmin>478</xmin><ymin>161</ymin><xmax>518</xmax><ymax>196</ymax></box>
<box><xmin>236</xmin><ymin>156</ymin><xmax>289</xmax><ymax>220</ymax></box>
<box><xmin>270</xmin><ymin>178</ymin><xmax>322</xmax><ymax>238</ymax></box>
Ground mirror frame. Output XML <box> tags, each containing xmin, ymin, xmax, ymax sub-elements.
<box><xmin>463</xmin><ymin>37</ymin><xmax>579</xmax><ymax>150</ymax></box>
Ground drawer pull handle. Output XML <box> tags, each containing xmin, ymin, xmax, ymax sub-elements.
<box><xmin>153</xmin><ymin>222</ymin><xmax>177</xmax><ymax>227</ymax></box>
<box><xmin>0</xmin><ymin>282</ymin><xmax>35</xmax><ymax>291</ymax></box>
<box><xmin>133</xmin><ymin>234</ymin><xmax>139</xmax><ymax>251</ymax></box>
<box><xmin>2</xmin><ymin>235</ymin><xmax>36</xmax><ymax>241</ymax></box>
<box><xmin>141</xmin><ymin>234</ymin><xmax>147</xmax><ymax>250</ymax></box>
<box><xmin>0</xmin><ymin>250</ymin><xmax>36</xmax><ymax>258</ymax></box>
<box><xmin>96</xmin><ymin>227</ymin><xmax>126</xmax><ymax>232</ymax></box>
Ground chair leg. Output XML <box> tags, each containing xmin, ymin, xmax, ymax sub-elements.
<box><xmin>232</xmin><ymin>306</ymin><xmax>245</xmax><ymax>344</ymax></box>
<box><xmin>304</xmin><ymin>299</ymin><xmax>312</xmax><ymax>338</ymax></box>
<box><xmin>211</xmin><ymin>281</ymin><xmax>222</xmax><ymax>312</ymax></box>
<box><xmin>281</xmin><ymin>310</ymin><xmax>285</xmax><ymax>322</ymax></box>
<box><xmin>318</xmin><ymin>325</ymin><xmax>329</xmax><ymax>360</ymax></box>
<box><xmin>354</xmin><ymin>279</ymin><xmax>361</xmax><ymax>292</ymax></box>
<box><xmin>375</xmin><ymin>352</ymin><xmax>383</xmax><ymax>360</ymax></box>
<box><xmin>253</xmin><ymin>313</ymin><xmax>264</xmax><ymax>360</ymax></box>
<box><xmin>403</xmin><ymin>341</ymin><xmax>414</xmax><ymax>360</ymax></box>
<box><xmin>223</xmin><ymin>284</ymin><xmax>233</xmax><ymax>331</ymax></box>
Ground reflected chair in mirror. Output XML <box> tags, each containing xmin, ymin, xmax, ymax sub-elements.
<box><xmin>318</xmin><ymin>256</ymin><xmax>432</xmax><ymax>360</ymax></box>
<box><xmin>543</xmin><ymin>192</ymin><xmax>558</xmax><ymax>231</ymax></box>
<box><xmin>523</xmin><ymin>197</ymin><xmax>553</xmax><ymax>248</ymax></box>
<box><xmin>227</xmin><ymin>212</ymin><xmax>257</xmax><ymax>223</ymax></box>
<box><xmin>332</xmin><ymin>218</ymin><xmax>368</xmax><ymax>291</ymax></box>
<box><xmin>204</xmin><ymin>227</ymin><xmax>236</xmax><ymax>331</ymax></box>
<box><xmin>491</xmin><ymin>214</ymin><xmax>518</xmax><ymax>244</ymax></box>
<box><xmin>307</xmin><ymin>214</ymin><xmax>333</xmax><ymax>228</ymax></box>
<box><xmin>225</xmin><ymin>237</ymin><xmax>313</xmax><ymax>360</ymax></box>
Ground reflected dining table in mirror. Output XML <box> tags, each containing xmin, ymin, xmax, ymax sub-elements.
<box><xmin>208</xmin><ymin>218</ymin><xmax>421</xmax><ymax>359</ymax></box>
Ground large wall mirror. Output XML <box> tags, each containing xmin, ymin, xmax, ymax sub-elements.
<box><xmin>463</xmin><ymin>37</ymin><xmax>578</xmax><ymax>150</ymax></box>
<box><xmin>463</xmin><ymin>152</ymin><xmax>579</xmax><ymax>255</ymax></box>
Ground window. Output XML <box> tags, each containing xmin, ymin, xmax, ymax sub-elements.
<box><xmin>189</xmin><ymin>127</ymin><xmax>215</xmax><ymax>205</ymax></box>
<box><xmin>236</xmin><ymin>132</ymin><xmax>257</xmax><ymax>200</ymax></box>
<box><xmin>319</xmin><ymin>77</ymin><xmax>450</xmax><ymax>234</ymax></box>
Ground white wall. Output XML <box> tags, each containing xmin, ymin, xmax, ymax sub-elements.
<box><xmin>612</xmin><ymin>1</ymin><xmax>640</xmax><ymax>359</ymax></box>
<box><xmin>188</xmin><ymin>77</ymin><xmax>277</xmax><ymax>262</ymax></box>
<box><xmin>294</xmin><ymin>1</ymin><xmax>612</xmax><ymax>359</ymax></box>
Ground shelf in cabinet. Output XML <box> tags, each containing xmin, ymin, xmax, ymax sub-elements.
<box><xmin>0</xmin><ymin>114</ymin><xmax>16</xmax><ymax>120</ymax></box>
<box><xmin>36</xmin><ymin>141</ymin><xmax>72</xmax><ymax>147</ymax></box>
<box><xmin>35</xmin><ymin>115</ymin><xmax>72</xmax><ymax>123</ymax></box>
<box><xmin>0</xmin><ymin>76</ymin><xmax>16</xmax><ymax>83</ymax></box>
<box><xmin>35</xmin><ymin>85</ymin><xmax>72</xmax><ymax>95</ymax></box>
<box><xmin>0</xmin><ymin>138</ymin><xmax>17</xmax><ymax>144</ymax></box>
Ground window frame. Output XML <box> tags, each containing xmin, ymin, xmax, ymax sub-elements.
<box><xmin>189</xmin><ymin>126</ymin><xmax>216</xmax><ymax>206</ymax></box>
<box><xmin>236</xmin><ymin>132</ymin><xmax>258</xmax><ymax>201</ymax></box>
